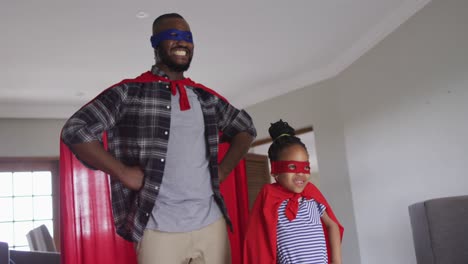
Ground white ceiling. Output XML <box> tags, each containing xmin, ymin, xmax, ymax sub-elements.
<box><xmin>0</xmin><ymin>0</ymin><xmax>430</xmax><ymax>119</ymax></box>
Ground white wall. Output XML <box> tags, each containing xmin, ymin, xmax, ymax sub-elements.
<box><xmin>335</xmin><ymin>0</ymin><xmax>468</xmax><ymax>263</ymax></box>
<box><xmin>0</xmin><ymin>119</ymin><xmax>65</xmax><ymax>157</ymax></box>
<box><xmin>247</xmin><ymin>0</ymin><xmax>468</xmax><ymax>263</ymax></box>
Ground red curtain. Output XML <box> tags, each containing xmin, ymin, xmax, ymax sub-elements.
<box><xmin>219</xmin><ymin>142</ymin><xmax>250</xmax><ymax>264</ymax></box>
<box><xmin>59</xmin><ymin>136</ymin><xmax>137</xmax><ymax>264</ymax></box>
<box><xmin>60</xmin><ymin>140</ymin><xmax>249</xmax><ymax>264</ymax></box>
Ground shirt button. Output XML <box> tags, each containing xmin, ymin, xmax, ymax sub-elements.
<box><xmin>166</xmin><ymin>105</ymin><xmax>171</xmax><ymax>109</ymax></box>
<box><xmin>155</xmin><ymin>186</ymin><xmax>159</xmax><ymax>190</ymax></box>
<box><xmin>161</xmin><ymin>158</ymin><xmax>165</xmax><ymax>162</ymax></box>
<box><xmin>164</xmin><ymin>131</ymin><xmax>168</xmax><ymax>135</ymax></box>
<box><xmin>145</xmin><ymin>213</ymin><xmax>149</xmax><ymax>217</ymax></box>
<box><xmin>165</xmin><ymin>85</ymin><xmax>169</xmax><ymax>89</ymax></box>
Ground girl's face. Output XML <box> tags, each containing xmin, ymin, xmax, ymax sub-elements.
<box><xmin>273</xmin><ymin>144</ymin><xmax>310</xmax><ymax>193</ymax></box>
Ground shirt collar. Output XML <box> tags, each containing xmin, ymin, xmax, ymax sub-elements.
<box><xmin>150</xmin><ymin>65</ymin><xmax>169</xmax><ymax>79</ymax></box>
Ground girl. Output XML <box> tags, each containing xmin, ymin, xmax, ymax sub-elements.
<box><xmin>243</xmin><ymin>120</ymin><xmax>343</xmax><ymax>264</ymax></box>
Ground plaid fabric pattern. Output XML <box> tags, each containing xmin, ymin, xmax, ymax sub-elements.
<box><xmin>61</xmin><ymin>67</ymin><xmax>256</xmax><ymax>242</ymax></box>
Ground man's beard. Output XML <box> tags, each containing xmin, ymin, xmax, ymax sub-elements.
<box><xmin>159</xmin><ymin>51</ymin><xmax>192</xmax><ymax>72</ymax></box>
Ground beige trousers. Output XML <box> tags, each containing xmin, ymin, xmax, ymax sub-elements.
<box><xmin>137</xmin><ymin>217</ymin><xmax>231</xmax><ymax>264</ymax></box>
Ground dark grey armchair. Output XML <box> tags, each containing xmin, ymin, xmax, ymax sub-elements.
<box><xmin>408</xmin><ymin>195</ymin><xmax>468</xmax><ymax>264</ymax></box>
<box><xmin>0</xmin><ymin>241</ymin><xmax>60</xmax><ymax>264</ymax></box>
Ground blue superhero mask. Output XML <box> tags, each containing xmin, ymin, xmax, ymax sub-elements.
<box><xmin>150</xmin><ymin>29</ymin><xmax>194</xmax><ymax>48</ymax></box>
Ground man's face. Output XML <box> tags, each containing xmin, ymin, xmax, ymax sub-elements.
<box><xmin>155</xmin><ymin>18</ymin><xmax>194</xmax><ymax>73</ymax></box>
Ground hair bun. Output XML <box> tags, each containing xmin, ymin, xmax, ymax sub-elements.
<box><xmin>268</xmin><ymin>119</ymin><xmax>296</xmax><ymax>141</ymax></box>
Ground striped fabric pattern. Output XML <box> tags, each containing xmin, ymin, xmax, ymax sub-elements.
<box><xmin>276</xmin><ymin>198</ymin><xmax>327</xmax><ymax>264</ymax></box>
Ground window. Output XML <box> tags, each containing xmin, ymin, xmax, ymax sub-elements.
<box><xmin>0</xmin><ymin>158</ymin><xmax>59</xmax><ymax>251</ymax></box>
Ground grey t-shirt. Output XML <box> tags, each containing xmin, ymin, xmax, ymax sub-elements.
<box><xmin>146</xmin><ymin>88</ymin><xmax>222</xmax><ymax>232</ymax></box>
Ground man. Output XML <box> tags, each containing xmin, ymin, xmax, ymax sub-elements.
<box><xmin>61</xmin><ymin>13</ymin><xmax>256</xmax><ymax>264</ymax></box>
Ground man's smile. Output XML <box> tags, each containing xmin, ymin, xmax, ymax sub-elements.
<box><xmin>172</xmin><ymin>48</ymin><xmax>189</xmax><ymax>57</ymax></box>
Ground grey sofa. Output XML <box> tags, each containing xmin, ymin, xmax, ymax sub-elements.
<box><xmin>408</xmin><ymin>195</ymin><xmax>468</xmax><ymax>264</ymax></box>
<box><xmin>0</xmin><ymin>241</ymin><xmax>60</xmax><ymax>264</ymax></box>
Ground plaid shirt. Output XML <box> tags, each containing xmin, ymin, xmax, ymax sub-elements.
<box><xmin>61</xmin><ymin>67</ymin><xmax>256</xmax><ymax>242</ymax></box>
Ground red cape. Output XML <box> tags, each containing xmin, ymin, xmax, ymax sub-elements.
<box><xmin>88</xmin><ymin>71</ymin><xmax>228</xmax><ymax>105</ymax></box>
<box><xmin>59</xmin><ymin>71</ymin><xmax>246</xmax><ymax>263</ymax></box>
<box><xmin>61</xmin><ymin>70</ymin><xmax>229</xmax><ymax>150</ymax></box>
<box><xmin>243</xmin><ymin>182</ymin><xmax>344</xmax><ymax>264</ymax></box>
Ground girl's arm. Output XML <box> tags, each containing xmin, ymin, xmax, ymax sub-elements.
<box><xmin>322</xmin><ymin>211</ymin><xmax>342</xmax><ymax>264</ymax></box>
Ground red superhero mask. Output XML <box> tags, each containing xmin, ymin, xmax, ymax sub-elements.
<box><xmin>270</xmin><ymin>161</ymin><xmax>311</xmax><ymax>174</ymax></box>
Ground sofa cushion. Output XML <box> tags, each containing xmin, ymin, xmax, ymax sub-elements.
<box><xmin>0</xmin><ymin>241</ymin><xmax>10</xmax><ymax>264</ymax></box>
<box><xmin>9</xmin><ymin>250</ymin><xmax>60</xmax><ymax>264</ymax></box>
<box><xmin>409</xmin><ymin>195</ymin><xmax>468</xmax><ymax>264</ymax></box>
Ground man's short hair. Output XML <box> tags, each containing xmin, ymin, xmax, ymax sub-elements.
<box><xmin>152</xmin><ymin>13</ymin><xmax>185</xmax><ymax>34</ymax></box>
